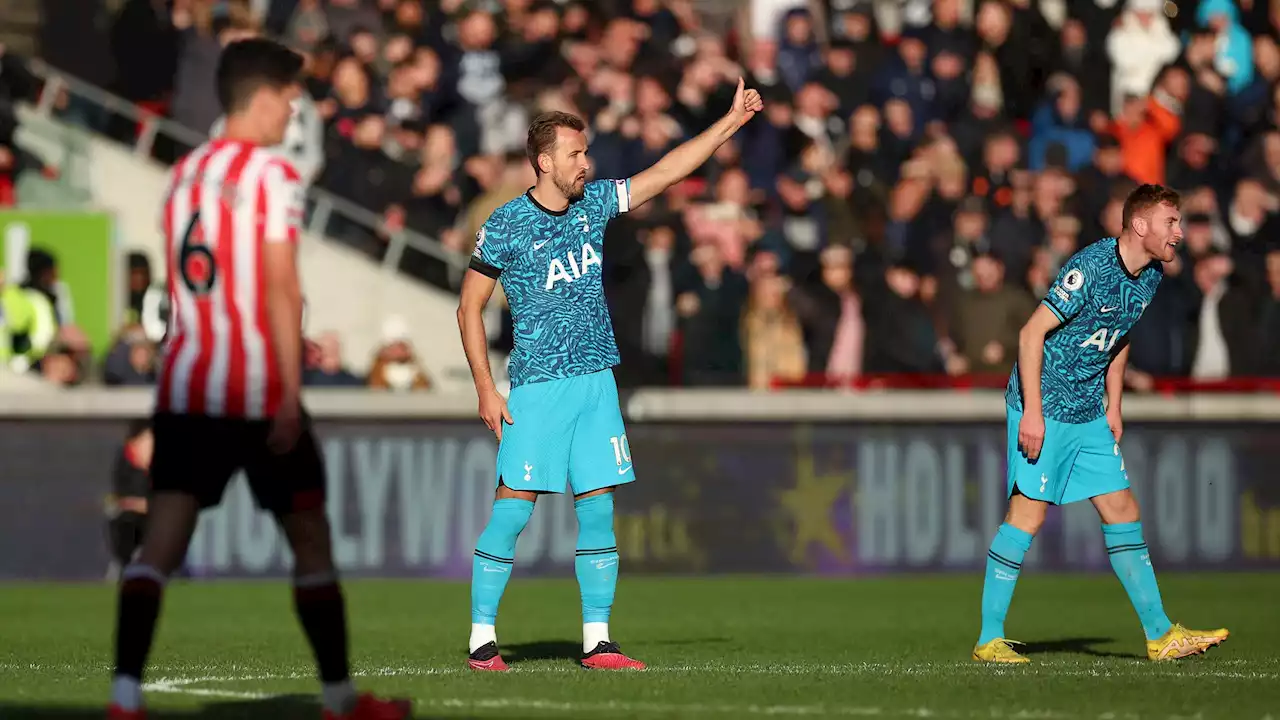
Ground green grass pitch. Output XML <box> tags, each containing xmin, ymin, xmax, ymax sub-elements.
<box><xmin>1</xmin><ymin>574</ymin><xmax>1277</xmax><ymax>719</ymax></box>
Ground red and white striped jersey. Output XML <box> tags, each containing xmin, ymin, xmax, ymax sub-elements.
<box><xmin>155</xmin><ymin>139</ymin><xmax>304</xmax><ymax>419</ymax></box>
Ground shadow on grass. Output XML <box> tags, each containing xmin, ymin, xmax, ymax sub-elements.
<box><xmin>0</xmin><ymin>695</ymin><xmax>448</xmax><ymax>719</ymax></box>
<box><xmin>501</xmin><ymin>636</ymin><xmax>731</xmax><ymax>665</ymax></box>
<box><xmin>1020</xmin><ymin>636</ymin><xmax>1143</xmax><ymax>660</ymax></box>
<box><xmin>501</xmin><ymin>639</ymin><xmax>582</xmax><ymax>664</ymax></box>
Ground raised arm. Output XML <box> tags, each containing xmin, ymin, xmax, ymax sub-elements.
<box><xmin>627</xmin><ymin>78</ymin><xmax>763</xmax><ymax>209</ymax></box>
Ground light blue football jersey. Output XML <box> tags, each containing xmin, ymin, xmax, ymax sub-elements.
<box><xmin>470</xmin><ymin>179</ymin><xmax>631</xmax><ymax>388</ymax></box>
<box><xmin>1006</xmin><ymin>237</ymin><xmax>1163</xmax><ymax>424</ymax></box>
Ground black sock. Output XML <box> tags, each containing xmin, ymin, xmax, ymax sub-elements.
<box><xmin>292</xmin><ymin>576</ymin><xmax>351</xmax><ymax>683</ymax></box>
<box><xmin>113</xmin><ymin>566</ymin><xmax>165</xmax><ymax>679</ymax></box>
<box><xmin>110</xmin><ymin>513</ymin><xmax>146</xmax><ymax>566</ymax></box>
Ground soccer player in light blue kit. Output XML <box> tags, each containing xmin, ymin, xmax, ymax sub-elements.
<box><xmin>974</xmin><ymin>184</ymin><xmax>1229</xmax><ymax>663</ymax></box>
<box><xmin>456</xmin><ymin>80</ymin><xmax>764</xmax><ymax>671</ymax></box>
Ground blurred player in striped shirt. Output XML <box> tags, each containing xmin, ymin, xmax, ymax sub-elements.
<box><xmin>107</xmin><ymin>38</ymin><xmax>411</xmax><ymax>720</ymax></box>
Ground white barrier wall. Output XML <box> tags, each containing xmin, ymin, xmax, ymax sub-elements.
<box><xmin>2</xmin><ymin>387</ymin><xmax>1277</xmax><ymax>421</ymax></box>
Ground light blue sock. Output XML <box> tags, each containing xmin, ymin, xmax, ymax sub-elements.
<box><xmin>574</xmin><ymin>494</ymin><xmax>619</xmax><ymax>625</ymax></box>
<box><xmin>471</xmin><ymin>498</ymin><xmax>534</xmax><ymax>625</ymax></box>
<box><xmin>978</xmin><ymin>523</ymin><xmax>1034</xmax><ymax>645</ymax></box>
<box><xmin>1104</xmin><ymin>522</ymin><xmax>1172</xmax><ymax>640</ymax></box>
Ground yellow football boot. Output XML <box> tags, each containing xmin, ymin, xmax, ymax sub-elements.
<box><xmin>1147</xmin><ymin>623</ymin><xmax>1230</xmax><ymax>661</ymax></box>
<box><xmin>972</xmin><ymin>638</ymin><xmax>1030</xmax><ymax>664</ymax></box>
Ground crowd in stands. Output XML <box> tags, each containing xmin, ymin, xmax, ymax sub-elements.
<box><xmin>20</xmin><ymin>0</ymin><xmax>1280</xmax><ymax>391</ymax></box>
<box><xmin>0</xmin><ymin>245</ymin><xmax>435</xmax><ymax>391</ymax></box>
<box><xmin>0</xmin><ymin>43</ymin><xmax>60</xmax><ymax>208</ymax></box>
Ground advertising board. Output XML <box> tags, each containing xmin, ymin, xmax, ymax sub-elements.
<box><xmin>2</xmin><ymin>418</ymin><xmax>1275</xmax><ymax>580</ymax></box>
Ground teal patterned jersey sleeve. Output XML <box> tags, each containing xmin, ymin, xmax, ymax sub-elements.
<box><xmin>1042</xmin><ymin>260</ymin><xmax>1095</xmax><ymax>323</ymax></box>
<box><xmin>470</xmin><ymin>209</ymin><xmax>515</xmax><ymax>278</ymax></box>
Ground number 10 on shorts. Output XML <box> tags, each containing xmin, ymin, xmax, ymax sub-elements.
<box><xmin>609</xmin><ymin>434</ymin><xmax>632</xmax><ymax>474</ymax></box>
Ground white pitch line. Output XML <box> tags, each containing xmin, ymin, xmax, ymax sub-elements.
<box><xmin>140</xmin><ymin>683</ymin><xmax>1074</xmax><ymax>719</ymax></box>
<box><xmin>11</xmin><ymin>659</ymin><xmax>1278</xmax><ymax>682</ymax></box>
<box><xmin>427</xmin><ymin>697</ymin><xmax>981</xmax><ymax>717</ymax></box>
<box><xmin>118</xmin><ymin>663</ymin><xmax>1280</xmax><ymax>720</ymax></box>
<box><xmin>136</xmin><ymin>661</ymin><xmax>1279</xmax><ymax>684</ymax></box>
<box><xmin>144</xmin><ymin>679</ymin><xmax>273</xmax><ymax>701</ymax></box>
<box><xmin>3</xmin><ymin>657</ymin><xmax>1272</xmax><ymax>677</ymax></box>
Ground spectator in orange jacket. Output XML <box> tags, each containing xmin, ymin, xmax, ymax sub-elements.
<box><xmin>1111</xmin><ymin>68</ymin><xmax>1187</xmax><ymax>185</ymax></box>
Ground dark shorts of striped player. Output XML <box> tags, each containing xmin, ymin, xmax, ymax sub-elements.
<box><xmin>149</xmin><ymin>410</ymin><xmax>326</xmax><ymax>515</ymax></box>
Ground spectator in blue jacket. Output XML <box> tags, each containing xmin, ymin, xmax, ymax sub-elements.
<box><xmin>1196</xmin><ymin>0</ymin><xmax>1255</xmax><ymax>96</ymax></box>
<box><xmin>1028</xmin><ymin>75</ymin><xmax>1096</xmax><ymax>172</ymax></box>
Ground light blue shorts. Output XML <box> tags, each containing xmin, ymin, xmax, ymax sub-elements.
<box><xmin>496</xmin><ymin>368</ymin><xmax>636</xmax><ymax>495</ymax></box>
<box><xmin>1006</xmin><ymin>405</ymin><xmax>1129</xmax><ymax>505</ymax></box>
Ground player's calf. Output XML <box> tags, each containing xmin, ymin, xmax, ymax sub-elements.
<box><xmin>974</xmin><ymin>493</ymin><xmax>1044</xmax><ymax>657</ymax></box>
<box><xmin>1099</xmin><ymin>518</ymin><xmax>1184</xmax><ymax>653</ymax></box>
<box><xmin>293</xmin><ymin>572</ymin><xmax>355</xmax><ymax>708</ymax></box>
<box><xmin>468</xmin><ymin>493</ymin><xmax>534</xmax><ymax>669</ymax></box>
<box><xmin>1091</xmin><ymin>490</ymin><xmax>1175</xmax><ymax>646</ymax></box>
<box><xmin>575</xmin><ymin>493</ymin><xmax>618</xmax><ymax>651</ymax></box>
<box><xmin>281</xmin><ymin>510</ymin><xmax>367</xmax><ymax>715</ymax></box>
<box><xmin>110</xmin><ymin>564</ymin><xmax>167</xmax><ymax>714</ymax></box>
<box><xmin>573</xmin><ymin>492</ymin><xmax>645</xmax><ymax>670</ymax></box>
<box><xmin>110</xmin><ymin>492</ymin><xmax>199</xmax><ymax>715</ymax></box>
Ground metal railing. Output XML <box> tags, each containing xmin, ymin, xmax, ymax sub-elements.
<box><xmin>22</xmin><ymin>58</ymin><xmax>471</xmax><ymax>289</ymax></box>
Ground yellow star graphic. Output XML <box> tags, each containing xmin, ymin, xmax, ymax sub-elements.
<box><xmin>778</xmin><ymin>441</ymin><xmax>851</xmax><ymax>566</ymax></box>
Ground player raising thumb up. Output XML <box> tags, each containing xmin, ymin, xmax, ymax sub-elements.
<box><xmin>456</xmin><ymin>83</ymin><xmax>766</xmax><ymax>673</ymax></box>
<box><xmin>727</xmin><ymin>77</ymin><xmax>763</xmax><ymax>129</ymax></box>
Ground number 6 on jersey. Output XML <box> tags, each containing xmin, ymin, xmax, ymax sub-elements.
<box><xmin>178</xmin><ymin>210</ymin><xmax>217</xmax><ymax>295</ymax></box>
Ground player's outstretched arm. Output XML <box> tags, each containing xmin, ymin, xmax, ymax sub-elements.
<box><xmin>1015</xmin><ymin>304</ymin><xmax>1062</xmax><ymax>460</ymax></box>
<box><xmin>627</xmin><ymin>77</ymin><xmax>763</xmax><ymax>210</ymax></box>
<box><xmin>458</xmin><ymin>269</ymin><xmax>513</xmax><ymax>438</ymax></box>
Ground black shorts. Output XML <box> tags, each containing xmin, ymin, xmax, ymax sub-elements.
<box><xmin>149</xmin><ymin>412</ymin><xmax>326</xmax><ymax>515</ymax></box>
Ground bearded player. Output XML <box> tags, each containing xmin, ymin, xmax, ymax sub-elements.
<box><xmin>457</xmin><ymin>80</ymin><xmax>763</xmax><ymax>671</ymax></box>
<box><xmin>108</xmin><ymin>39</ymin><xmax>410</xmax><ymax>719</ymax></box>
<box><xmin>974</xmin><ymin>184</ymin><xmax>1229</xmax><ymax>663</ymax></box>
